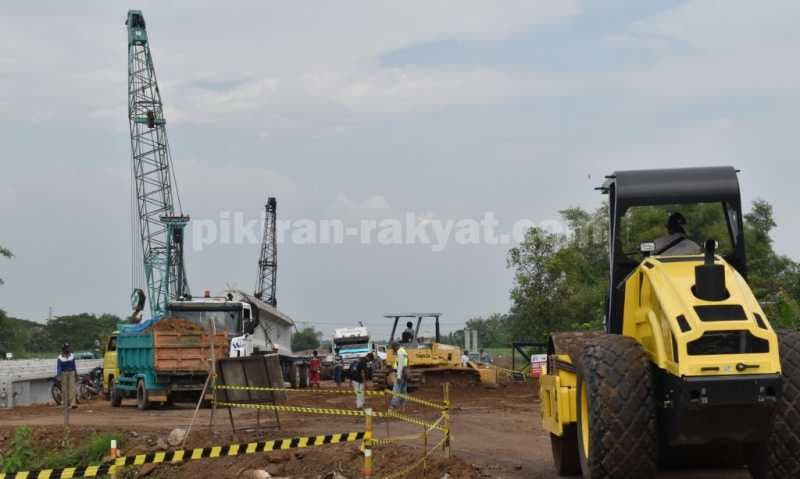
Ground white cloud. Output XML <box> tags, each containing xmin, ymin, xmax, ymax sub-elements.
<box><xmin>611</xmin><ymin>0</ymin><xmax>800</xmax><ymax>102</ymax></box>
<box><xmin>0</xmin><ymin>1</ymin><xmax>579</xmax><ymax>131</ymax></box>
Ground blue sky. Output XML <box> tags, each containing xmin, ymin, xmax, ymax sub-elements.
<box><xmin>2</xmin><ymin>1</ymin><xmax>799</xmax><ymax>339</ymax></box>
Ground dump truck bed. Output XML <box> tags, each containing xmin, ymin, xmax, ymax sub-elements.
<box><xmin>118</xmin><ymin>317</ymin><xmax>228</xmax><ymax>376</ymax></box>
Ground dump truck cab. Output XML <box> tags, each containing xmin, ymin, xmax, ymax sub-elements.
<box><xmin>539</xmin><ymin>166</ymin><xmax>797</xmax><ymax>479</ymax></box>
<box><xmin>102</xmin><ymin>331</ymin><xmax>119</xmax><ymax>399</ymax></box>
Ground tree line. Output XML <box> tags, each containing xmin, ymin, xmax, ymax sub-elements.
<box><xmin>0</xmin><ymin>310</ymin><xmax>120</xmax><ymax>356</ymax></box>
<box><xmin>457</xmin><ymin>199</ymin><xmax>800</xmax><ymax>346</ymax></box>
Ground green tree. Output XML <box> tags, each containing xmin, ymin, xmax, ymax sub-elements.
<box><xmin>744</xmin><ymin>200</ymin><xmax>800</xmax><ymax>327</ymax></box>
<box><xmin>506</xmin><ymin>206</ymin><xmax>608</xmax><ymax>342</ymax></box>
<box><xmin>455</xmin><ymin>314</ymin><xmax>513</xmax><ymax>349</ymax></box>
<box><xmin>505</xmin><ymin>200</ymin><xmax>800</xmax><ymax>341</ymax></box>
<box><xmin>0</xmin><ymin>245</ymin><xmax>12</xmax><ymax>285</ymax></box>
<box><xmin>32</xmin><ymin>313</ymin><xmax>119</xmax><ymax>353</ymax></box>
<box><xmin>291</xmin><ymin>326</ymin><xmax>322</xmax><ymax>352</ymax></box>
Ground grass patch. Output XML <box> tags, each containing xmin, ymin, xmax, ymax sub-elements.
<box><xmin>0</xmin><ymin>426</ymin><xmax>120</xmax><ymax>474</ymax></box>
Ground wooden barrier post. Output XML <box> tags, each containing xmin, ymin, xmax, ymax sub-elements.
<box><xmin>422</xmin><ymin>420</ymin><xmax>428</xmax><ymax>475</ymax></box>
<box><xmin>443</xmin><ymin>383</ymin><xmax>451</xmax><ymax>458</ymax></box>
<box><xmin>208</xmin><ymin>318</ymin><xmax>219</xmax><ymax>432</ymax></box>
<box><xmin>383</xmin><ymin>391</ymin><xmax>391</xmax><ymax>438</ymax></box>
<box><xmin>363</xmin><ymin>408</ymin><xmax>374</xmax><ymax>479</ymax></box>
<box><xmin>63</xmin><ymin>372</ymin><xmax>72</xmax><ymax>433</ymax></box>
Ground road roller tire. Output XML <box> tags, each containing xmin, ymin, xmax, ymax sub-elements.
<box><xmin>576</xmin><ymin>334</ymin><xmax>658</xmax><ymax>479</ymax></box>
<box><xmin>750</xmin><ymin>330</ymin><xmax>800</xmax><ymax>479</ymax></box>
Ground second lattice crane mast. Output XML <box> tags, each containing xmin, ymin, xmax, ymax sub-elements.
<box><xmin>255</xmin><ymin>197</ymin><xmax>278</xmax><ymax>306</ymax></box>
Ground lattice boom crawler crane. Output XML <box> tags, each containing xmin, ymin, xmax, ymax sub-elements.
<box><xmin>126</xmin><ymin>9</ymin><xmax>189</xmax><ymax>318</ymax></box>
<box><xmin>539</xmin><ymin>167</ymin><xmax>800</xmax><ymax>479</ymax></box>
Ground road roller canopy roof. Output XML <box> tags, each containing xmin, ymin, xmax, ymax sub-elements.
<box><xmin>599</xmin><ymin>166</ymin><xmax>746</xmax><ymax>334</ymax></box>
<box><xmin>598</xmin><ymin>166</ymin><xmax>742</xmax><ymax>208</ymax></box>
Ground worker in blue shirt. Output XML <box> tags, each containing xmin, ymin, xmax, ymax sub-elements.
<box><xmin>56</xmin><ymin>343</ymin><xmax>77</xmax><ymax>408</ymax></box>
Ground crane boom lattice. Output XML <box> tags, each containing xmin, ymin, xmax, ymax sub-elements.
<box><xmin>126</xmin><ymin>10</ymin><xmax>189</xmax><ymax>318</ymax></box>
<box><xmin>255</xmin><ymin>197</ymin><xmax>278</xmax><ymax>306</ymax></box>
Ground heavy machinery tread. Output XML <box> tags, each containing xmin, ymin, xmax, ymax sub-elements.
<box><xmin>577</xmin><ymin>334</ymin><xmax>658</xmax><ymax>479</ymax></box>
<box><xmin>372</xmin><ymin>370</ymin><xmax>389</xmax><ymax>391</ymax></box>
<box><xmin>421</xmin><ymin>368</ymin><xmax>479</xmax><ymax>388</ymax></box>
<box><xmin>550</xmin><ymin>331</ymin><xmax>605</xmax><ymax>368</ymax></box>
<box><xmin>754</xmin><ymin>330</ymin><xmax>800</xmax><ymax>478</ymax></box>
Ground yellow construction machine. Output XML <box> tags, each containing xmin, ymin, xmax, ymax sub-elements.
<box><xmin>539</xmin><ymin>166</ymin><xmax>799</xmax><ymax>478</ymax></box>
<box><xmin>372</xmin><ymin>313</ymin><xmax>481</xmax><ymax>390</ymax></box>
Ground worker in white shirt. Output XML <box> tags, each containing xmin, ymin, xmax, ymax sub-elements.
<box><xmin>389</xmin><ymin>342</ymin><xmax>408</xmax><ymax>409</ymax></box>
<box><xmin>461</xmin><ymin>350</ymin><xmax>470</xmax><ymax>367</ymax></box>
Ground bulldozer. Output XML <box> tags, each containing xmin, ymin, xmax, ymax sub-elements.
<box><xmin>539</xmin><ymin>166</ymin><xmax>800</xmax><ymax>479</ymax></box>
<box><xmin>372</xmin><ymin>313</ymin><xmax>481</xmax><ymax>390</ymax></box>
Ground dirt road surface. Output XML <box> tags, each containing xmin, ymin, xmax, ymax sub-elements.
<box><xmin>0</xmin><ymin>382</ymin><xmax>751</xmax><ymax>478</ymax></box>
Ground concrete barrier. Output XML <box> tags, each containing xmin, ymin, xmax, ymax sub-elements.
<box><xmin>0</xmin><ymin>359</ymin><xmax>103</xmax><ymax>409</ymax></box>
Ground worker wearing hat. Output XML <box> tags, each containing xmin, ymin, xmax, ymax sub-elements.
<box><xmin>56</xmin><ymin>343</ymin><xmax>78</xmax><ymax>408</ymax></box>
<box><xmin>654</xmin><ymin>212</ymin><xmax>702</xmax><ymax>256</ymax></box>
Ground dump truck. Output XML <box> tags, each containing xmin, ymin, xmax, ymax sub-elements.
<box><xmin>539</xmin><ymin>166</ymin><xmax>800</xmax><ymax>479</ymax></box>
<box><xmin>108</xmin><ymin>317</ymin><xmax>228</xmax><ymax>409</ymax></box>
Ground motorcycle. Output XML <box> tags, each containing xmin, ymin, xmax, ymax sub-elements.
<box><xmin>78</xmin><ymin>367</ymin><xmax>103</xmax><ymax>401</ymax></box>
<box><xmin>51</xmin><ymin>367</ymin><xmax>103</xmax><ymax>405</ymax></box>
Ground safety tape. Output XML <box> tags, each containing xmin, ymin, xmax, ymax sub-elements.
<box><xmin>372</xmin><ymin>432</ymin><xmax>425</xmax><ymax>447</ymax></box>
<box><xmin>0</xmin><ymin>432</ymin><xmax>365</xmax><ymax>479</ymax></box>
<box><xmin>497</xmin><ymin>366</ymin><xmax>529</xmax><ymax>377</ymax></box>
<box><xmin>214</xmin><ymin>401</ymin><xmax>448</xmax><ymax>433</ymax></box>
<box><xmin>379</xmin><ymin>435</ymin><xmax>449</xmax><ymax>479</ymax></box>
<box><xmin>386</xmin><ymin>390</ymin><xmax>448</xmax><ymax>410</ymax></box>
<box><xmin>215</xmin><ymin>384</ymin><xmax>449</xmax><ymax>410</ymax></box>
<box><xmin>380</xmin><ymin>409</ymin><xmax>446</xmax><ymax>432</ymax></box>
<box><xmin>214</xmin><ymin>401</ymin><xmax>369</xmax><ymax>417</ymax></box>
<box><xmin>215</xmin><ymin>384</ymin><xmax>386</xmax><ymax>397</ymax></box>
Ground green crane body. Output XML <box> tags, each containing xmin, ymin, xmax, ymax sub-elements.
<box><xmin>126</xmin><ymin>10</ymin><xmax>189</xmax><ymax>319</ymax></box>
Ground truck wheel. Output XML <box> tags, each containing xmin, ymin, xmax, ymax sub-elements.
<box><xmin>551</xmin><ymin>424</ymin><xmax>580</xmax><ymax>476</ymax></box>
<box><xmin>110</xmin><ymin>382</ymin><xmax>122</xmax><ymax>407</ymax></box>
<box><xmin>749</xmin><ymin>330</ymin><xmax>800</xmax><ymax>479</ymax></box>
<box><xmin>136</xmin><ymin>379</ymin><xmax>151</xmax><ymax>410</ymax></box>
<box><xmin>576</xmin><ymin>335</ymin><xmax>658</xmax><ymax>479</ymax></box>
<box><xmin>51</xmin><ymin>382</ymin><xmax>63</xmax><ymax>406</ymax></box>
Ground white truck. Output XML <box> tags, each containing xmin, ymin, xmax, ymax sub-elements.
<box><xmin>333</xmin><ymin>326</ymin><xmax>372</xmax><ymax>373</ymax></box>
<box><xmin>165</xmin><ymin>290</ymin><xmax>309</xmax><ymax>387</ymax></box>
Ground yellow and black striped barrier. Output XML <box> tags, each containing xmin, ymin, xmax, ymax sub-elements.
<box><xmin>214</xmin><ymin>400</ymin><xmax>448</xmax><ymax>433</ymax></box>
<box><xmin>214</xmin><ymin>384</ymin><xmax>448</xmax><ymax>410</ymax></box>
<box><xmin>214</xmin><ymin>400</ymin><xmax>369</xmax><ymax>418</ymax></box>
<box><xmin>0</xmin><ymin>432</ymin><xmax>364</xmax><ymax>479</ymax></box>
<box><xmin>216</xmin><ymin>384</ymin><xmax>386</xmax><ymax>397</ymax></box>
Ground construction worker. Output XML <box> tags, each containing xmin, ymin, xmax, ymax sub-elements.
<box><xmin>351</xmin><ymin>352</ymin><xmax>374</xmax><ymax>409</ymax></box>
<box><xmin>309</xmin><ymin>350</ymin><xmax>321</xmax><ymax>389</ymax></box>
<box><xmin>654</xmin><ymin>212</ymin><xmax>702</xmax><ymax>256</ymax></box>
<box><xmin>333</xmin><ymin>356</ymin><xmax>344</xmax><ymax>387</ymax></box>
<box><xmin>389</xmin><ymin>342</ymin><xmax>408</xmax><ymax>409</ymax></box>
<box><xmin>56</xmin><ymin>343</ymin><xmax>77</xmax><ymax>408</ymax></box>
<box><xmin>401</xmin><ymin>321</ymin><xmax>415</xmax><ymax>343</ymax></box>
<box><xmin>461</xmin><ymin>349</ymin><xmax>470</xmax><ymax>367</ymax></box>
<box><xmin>479</xmin><ymin>349</ymin><xmax>492</xmax><ymax>364</ymax></box>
